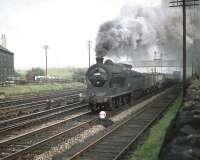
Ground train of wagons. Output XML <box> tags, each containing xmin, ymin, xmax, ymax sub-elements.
<box><xmin>86</xmin><ymin>57</ymin><xmax>177</xmax><ymax>112</ymax></box>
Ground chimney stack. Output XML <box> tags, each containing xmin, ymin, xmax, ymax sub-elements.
<box><xmin>1</xmin><ymin>35</ymin><xmax>6</xmax><ymax>48</ymax></box>
<box><xmin>96</xmin><ymin>57</ymin><xmax>104</xmax><ymax>64</ymax></box>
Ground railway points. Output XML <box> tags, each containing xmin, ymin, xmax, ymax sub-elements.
<box><xmin>0</xmin><ymin>1</ymin><xmax>199</xmax><ymax>160</ymax></box>
<box><xmin>0</xmin><ymin>85</ymin><xmax>177</xmax><ymax>160</ymax></box>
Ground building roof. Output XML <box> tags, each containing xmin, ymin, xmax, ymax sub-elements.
<box><xmin>0</xmin><ymin>45</ymin><xmax>14</xmax><ymax>55</ymax></box>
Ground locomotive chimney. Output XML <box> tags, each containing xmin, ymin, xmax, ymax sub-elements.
<box><xmin>96</xmin><ymin>57</ymin><xmax>104</xmax><ymax>64</ymax></box>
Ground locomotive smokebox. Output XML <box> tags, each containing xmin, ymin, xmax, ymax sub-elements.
<box><xmin>96</xmin><ymin>57</ymin><xmax>104</xmax><ymax>64</ymax></box>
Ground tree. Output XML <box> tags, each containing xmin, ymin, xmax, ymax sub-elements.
<box><xmin>26</xmin><ymin>68</ymin><xmax>45</xmax><ymax>81</ymax></box>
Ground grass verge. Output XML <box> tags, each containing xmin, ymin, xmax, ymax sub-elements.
<box><xmin>131</xmin><ymin>90</ymin><xmax>183</xmax><ymax>160</ymax></box>
<box><xmin>0</xmin><ymin>82</ymin><xmax>85</xmax><ymax>96</ymax></box>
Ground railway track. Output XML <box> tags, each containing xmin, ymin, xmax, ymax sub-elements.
<box><xmin>61</xmin><ymin>87</ymin><xmax>178</xmax><ymax>160</ymax></box>
<box><xmin>0</xmin><ymin>93</ymin><xmax>81</xmax><ymax>121</ymax></box>
<box><xmin>0</xmin><ymin>102</ymin><xmax>89</xmax><ymax>140</ymax></box>
<box><xmin>0</xmin><ymin>88</ymin><xmax>85</xmax><ymax>108</ymax></box>
<box><xmin>0</xmin><ymin>105</ymin><xmax>95</xmax><ymax>160</ymax></box>
<box><xmin>0</xmin><ymin>86</ymin><xmax>178</xmax><ymax>160</ymax></box>
<box><xmin>0</xmin><ymin>87</ymin><xmax>165</xmax><ymax>138</ymax></box>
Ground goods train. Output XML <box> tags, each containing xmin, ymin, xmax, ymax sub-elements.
<box><xmin>86</xmin><ymin>57</ymin><xmax>171</xmax><ymax>112</ymax></box>
<box><xmin>86</xmin><ymin>58</ymin><xmax>177</xmax><ymax>112</ymax></box>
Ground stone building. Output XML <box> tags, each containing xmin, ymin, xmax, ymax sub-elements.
<box><xmin>0</xmin><ymin>45</ymin><xmax>14</xmax><ymax>83</ymax></box>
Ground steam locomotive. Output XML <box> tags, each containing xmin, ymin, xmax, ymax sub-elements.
<box><xmin>86</xmin><ymin>57</ymin><xmax>167</xmax><ymax>112</ymax></box>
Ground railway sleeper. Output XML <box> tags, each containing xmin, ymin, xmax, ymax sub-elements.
<box><xmin>88</xmin><ymin>149</ymin><xmax>118</xmax><ymax>155</ymax></box>
<box><xmin>125</xmin><ymin>124</ymin><xmax>145</xmax><ymax>128</ymax></box>
<box><xmin>102</xmin><ymin>139</ymin><xmax>129</xmax><ymax>144</ymax></box>
<box><xmin>114</xmin><ymin>127</ymin><xmax>141</xmax><ymax>133</ymax></box>
<box><xmin>10</xmin><ymin>144</ymin><xmax>28</xmax><ymax>150</ymax></box>
<box><xmin>90</xmin><ymin>147</ymin><xmax>121</xmax><ymax>154</ymax></box>
<box><xmin>100</xmin><ymin>140</ymin><xmax>126</xmax><ymax>146</ymax></box>
<box><xmin>0</xmin><ymin>152</ymin><xmax>11</xmax><ymax>158</ymax></box>
<box><xmin>94</xmin><ymin>144</ymin><xmax>123</xmax><ymax>150</ymax></box>
<box><xmin>126</xmin><ymin>124</ymin><xmax>145</xmax><ymax>129</ymax></box>
<box><xmin>133</xmin><ymin>115</ymin><xmax>155</xmax><ymax>121</ymax></box>
<box><xmin>83</xmin><ymin>150</ymin><xmax>116</xmax><ymax>158</ymax></box>
<box><xmin>115</xmin><ymin>134</ymin><xmax>136</xmax><ymax>139</ymax></box>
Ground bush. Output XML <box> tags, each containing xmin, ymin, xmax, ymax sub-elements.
<box><xmin>72</xmin><ymin>68</ymin><xmax>86</xmax><ymax>83</ymax></box>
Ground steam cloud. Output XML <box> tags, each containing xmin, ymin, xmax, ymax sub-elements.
<box><xmin>96</xmin><ymin>6</ymin><xmax>159</xmax><ymax>58</ymax></box>
<box><xmin>95</xmin><ymin>0</ymin><xmax>200</xmax><ymax>73</ymax></box>
<box><xmin>95</xmin><ymin>13</ymin><xmax>157</xmax><ymax>57</ymax></box>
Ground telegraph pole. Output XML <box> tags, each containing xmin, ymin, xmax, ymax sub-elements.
<box><xmin>169</xmin><ymin>0</ymin><xmax>199</xmax><ymax>93</ymax></box>
<box><xmin>43</xmin><ymin>45</ymin><xmax>49</xmax><ymax>81</ymax></box>
<box><xmin>160</xmin><ymin>53</ymin><xmax>163</xmax><ymax>73</ymax></box>
<box><xmin>88</xmin><ymin>41</ymin><xmax>91</xmax><ymax>67</ymax></box>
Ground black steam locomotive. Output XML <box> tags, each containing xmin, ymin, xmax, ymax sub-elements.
<box><xmin>86</xmin><ymin>57</ymin><xmax>166</xmax><ymax>112</ymax></box>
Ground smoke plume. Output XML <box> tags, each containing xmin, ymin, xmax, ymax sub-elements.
<box><xmin>95</xmin><ymin>1</ymin><xmax>200</xmax><ymax>74</ymax></box>
<box><xmin>95</xmin><ymin>6</ymin><xmax>158</xmax><ymax>58</ymax></box>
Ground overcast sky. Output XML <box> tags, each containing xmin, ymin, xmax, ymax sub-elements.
<box><xmin>0</xmin><ymin>0</ymin><xmax>161</xmax><ymax>69</ymax></box>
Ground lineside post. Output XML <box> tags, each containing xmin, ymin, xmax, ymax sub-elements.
<box><xmin>43</xmin><ymin>45</ymin><xmax>49</xmax><ymax>82</ymax></box>
<box><xmin>169</xmin><ymin>0</ymin><xmax>199</xmax><ymax>95</ymax></box>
